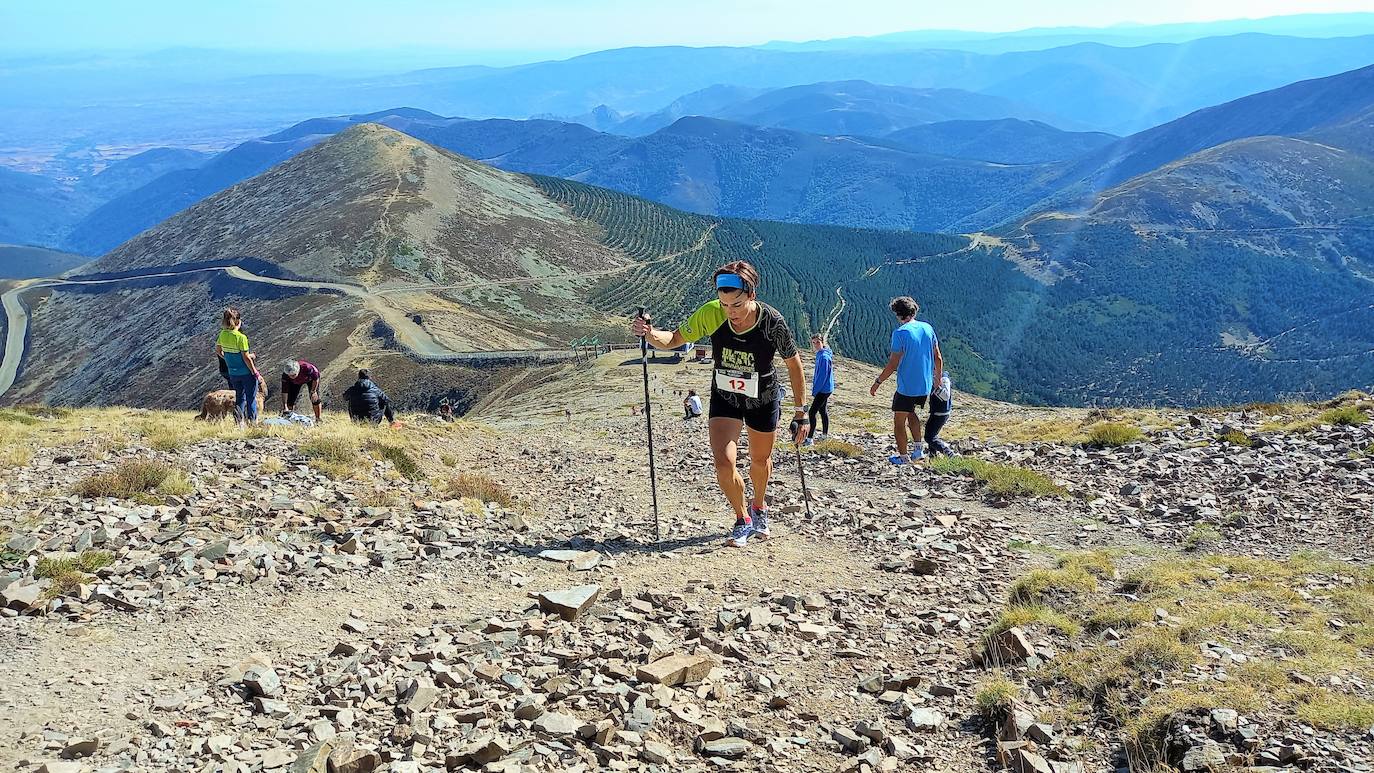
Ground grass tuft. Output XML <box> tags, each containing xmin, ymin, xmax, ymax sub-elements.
<box><xmin>1086</xmin><ymin>422</ymin><xmax>1143</xmax><ymax>448</ymax></box>
<box><xmin>1218</xmin><ymin>429</ymin><xmax>1253</xmax><ymax>447</ymax></box>
<box><xmin>445</xmin><ymin>473</ymin><xmax>514</xmax><ymax>508</ymax></box>
<box><xmin>974</xmin><ymin>675</ymin><xmax>1020</xmax><ymax>718</ymax></box>
<box><xmin>35</xmin><ymin>550</ymin><xmax>114</xmax><ymax>598</ymax></box>
<box><xmin>368</xmin><ymin>440</ymin><xmax>423</xmax><ymax>480</ymax></box>
<box><xmin>800</xmin><ymin>438</ymin><xmax>865</xmax><ymax>458</ymax></box>
<box><xmin>74</xmin><ymin>460</ymin><xmax>175</xmax><ymax>499</ymax></box>
<box><xmin>1319</xmin><ymin>405</ymin><xmax>1368</xmax><ymax>427</ymax></box>
<box><xmin>928</xmin><ymin>456</ymin><xmax>1066</xmax><ymax>499</ymax></box>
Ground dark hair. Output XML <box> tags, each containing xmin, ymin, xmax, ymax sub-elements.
<box><xmin>890</xmin><ymin>296</ymin><xmax>918</xmax><ymax>319</ymax></box>
<box><xmin>688</xmin><ymin>389</ymin><xmax>696</xmax><ymax>397</ymax></box>
<box><xmin>713</xmin><ymin>260</ymin><xmax>760</xmax><ymax>296</ymax></box>
<box><xmin>357</xmin><ymin>369</ymin><xmax>371</xmax><ymax>381</ymax></box>
<box><xmin>221</xmin><ymin>307</ymin><xmax>241</xmax><ymax>328</ymax></box>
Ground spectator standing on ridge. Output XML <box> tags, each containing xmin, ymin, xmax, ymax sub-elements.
<box><xmin>804</xmin><ymin>333</ymin><xmax>834</xmax><ymax>445</ymax></box>
<box><xmin>343</xmin><ymin>369</ymin><xmax>397</xmax><ymax>426</ymax></box>
<box><xmin>280</xmin><ymin>359</ymin><xmax>323</xmax><ymax>422</ymax></box>
<box><xmin>215</xmin><ymin>307</ymin><xmax>265</xmax><ymax>427</ymax></box>
<box><xmin>869</xmin><ymin>296</ymin><xmax>942</xmax><ymax>465</ymax></box>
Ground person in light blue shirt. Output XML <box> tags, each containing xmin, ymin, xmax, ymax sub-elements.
<box><xmin>869</xmin><ymin>296</ymin><xmax>942</xmax><ymax>465</ymax></box>
<box><xmin>805</xmin><ymin>333</ymin><xmax>835</xmax><ymax>445</ymax></box>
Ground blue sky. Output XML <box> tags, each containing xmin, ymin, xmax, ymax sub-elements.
<box><xmin>3</xmin><ymin>0</ymin><xmax>1370</xmax><ymax>56</ymax></box>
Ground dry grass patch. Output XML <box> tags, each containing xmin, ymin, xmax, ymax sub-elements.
<box><xmin>74</xmin><ymin>459</ymin><xmax>176</xmax><ymax>499</ymax></box>
<box><xmin>445</xmin><ymin>473</ymin><xmax>514</xmax><ymax>508</ymax></box>
<box><xmin>996</xmin><ymin>550</ymin><xmax>1374</xmax><ymax>767</ymax></box>
<box><xmin>800</xmin><ymin>438</ymin><xmax>865</xmax><ymax>458</ymax></box>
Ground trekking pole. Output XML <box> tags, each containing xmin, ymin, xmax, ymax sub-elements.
<box><xmin>790</xmin><ymin>420</ymin><xmax>814</xmax><ymax>519</ymax></box>
<box><xmin>636</xmin><ymin>306</ymin><xmax>662</xmax><ymax>540</ymax></box>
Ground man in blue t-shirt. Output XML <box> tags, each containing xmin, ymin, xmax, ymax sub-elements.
<box><xmin>869</xmin><ymin>296</ymin><xmax>943</xmax><ymax>465</ymax></box>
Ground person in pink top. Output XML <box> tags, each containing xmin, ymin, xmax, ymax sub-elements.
<box><xmin>280</xmin><ymin>359</ymin><xmax>323</xmax><ymax>422</ymax></box>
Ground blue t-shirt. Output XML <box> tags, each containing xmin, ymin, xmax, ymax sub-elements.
<box><xmin>890</xmin><ymin>320</ymin><xmax>938</xmax><ymax>397</ymax></box>
<box><xmin>812</xmin><ymin>347</ymin><xmax>835</xmax><ymax>395</ymax></box>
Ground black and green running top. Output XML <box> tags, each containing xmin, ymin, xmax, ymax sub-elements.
<box><xmin>678</xmin><ymin>300</ymin><xmax>798</xmax><ymax>409</ymax></box>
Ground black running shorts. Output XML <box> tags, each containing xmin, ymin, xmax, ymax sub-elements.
<box><xmin>892</xmin><ymin>391</ymin><xmax>928</xmax><ymax>413</ymax></box>
<box><xmin>710</xmin><ymin>390</ymin><xmax>782</xmax><ymax>433</ymax></box>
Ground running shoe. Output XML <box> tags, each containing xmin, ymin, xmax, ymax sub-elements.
<box><xmin>909</xmin><ymin>445</ymin><xmax>925</xmax><ymax>462</ymax></box>
<box><xmin>888</xmin><ymin>455</ymin><xmax>909</xmax><ymax>466</ymax></box>
<box><xmin>802</xmin><ymin>437</ymin><xmax>815</xmax><ymax>447</ymax></box>
<box><xmin>725</xmin><ymin>519</ymin><xmax>753</xmax><ymax>548</ymax></box>
<box><xmin>749</xmin><ymin>504</ymin><xmax>771</xmax><ymax>539</ymax></box>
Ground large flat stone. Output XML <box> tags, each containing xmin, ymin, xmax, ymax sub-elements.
<box><xmin>537</xmin><ymin>585</ymin><xmax>600</xmax><ymax>621</ymax></box>
<box><xmin>636</xmin><ymin>652</ymin><xmax>714</xmax><ymax>686</ymax></box>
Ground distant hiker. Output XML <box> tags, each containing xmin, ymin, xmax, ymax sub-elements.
<box><xmin>343</xmin><ymin>369</ymin><xmax>396</xmax><ymax>426</ymax></box>
<box><xmin>215</xmin><ymin>307</ymin><xmax>265</xmax><ymax>427</ymax></box>
<box><xmin>634</xmin><ymin>260</ymin><xmax>809</xmax><ymax>548</ymax></box>
<box><xmin>925</xmin><ymin>371</ymin><xmax>955</xmax><ymax>456</ymax></box>
<box><xmin>683</xmin><ymin>389</ymin><xmax>703</xmax><ymax>420</ymax></box>
<box><xmin>280</xmin><ymin>359</ymin><xmax>322</xmax><ymax>422</ymax></box>
<box><xmin>565</xmin><ymin>407</ymin><xmax>572</xmax><ymax>422</ymax></box>
<box><xmin>438</xmin><ymin>398</ymin><xmax>454</xmax><ymax>422</ymax></box>
<box><xmin>804</xmin><ymin>333</ymin><xmax>834</xmax><ymax>446</ymax></box>
<box><xmin>870</xmin><ymin>296</ymin><xmax>942</xmax><ymax>465</ymax></box>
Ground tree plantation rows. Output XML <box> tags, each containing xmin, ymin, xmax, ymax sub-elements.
<box><xmin>537</xmin><ymin>176</ymin><xmax>1374</xmax><ymax>406</ymax></box>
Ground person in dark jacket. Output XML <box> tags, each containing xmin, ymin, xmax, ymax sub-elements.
<box><xmin>343</xmin><ymin>369</ymin><xmax>396</xmax><ymax>425</ymax></box>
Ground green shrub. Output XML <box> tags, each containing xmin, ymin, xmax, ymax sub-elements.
<box><xmin>974</xmin><ymin>675</ymin><xmax>1019</xmax><ymax>718</ymax></box>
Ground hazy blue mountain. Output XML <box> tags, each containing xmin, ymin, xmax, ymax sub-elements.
<box><xmin>601</xmin><ymin>85</ymin><xmax>768</xmax><ymax>135</ymax></box>
<box><xmin>62</xmin><ymin>133</ymin><xmax>328</xmax><ymax>255</ymax></box>
<box><xmin>0</xmin><ymin>167</ymin><xmax>87</xmax><ymax>247</ymax></box>
<box><xmin>761</xmin><ymin>13</ymin><xmax>1374</xmax><ymax>54</ymax></box>
<box><xmin>993</xmin><ymin>63</ymin><xmax>1374</xmax><ymax>225</ymax></box>
<box><xmin>81</xmin><ymin>147</ymin><xmax>211</xmax><ymax>200</ymax></box>
<box><xmin>703</xmin><ymin>81</ymin><xmax>1070</xmax><ymax>135</ymax></box>
<box><xmin>0</xmin><ymin>244</ymin><xmax>89</xmax><ymax>279</ymax></box>
<box><xmin>884</xmin><ymin>119</ymin><xmax>1117</xmax><ymax>163</ymax></box>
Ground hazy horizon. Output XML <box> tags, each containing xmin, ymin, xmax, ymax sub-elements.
<box><xmin>3</xmin><ymin>1</ymin><xmax>1372</xmax><ymax>62</ymax></box>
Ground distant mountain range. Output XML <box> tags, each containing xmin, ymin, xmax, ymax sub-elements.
<box><xmin>6</xmin><ymin>119</ymin><xmax>1372</xmax><ymax>408</ymax></box>
<box><xmin>65</xmin><ymin>105</ymin><xmax>1104</xmax><ymax>254</ymax></box>
<box><xmin>58</xmin><ymin>64</ymin><xmax>1374</xmax><ymax>258</ymax></box>
<box><xmin>4</xmin><ymin>22</ymin><xmax>1373</xmax><ymax>185</ymax></box>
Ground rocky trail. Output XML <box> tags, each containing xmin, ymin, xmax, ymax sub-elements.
<box><xmin>1</xmin><ymin>359</ymin><xmax>1371</xmax><ymax>773</ymax></box>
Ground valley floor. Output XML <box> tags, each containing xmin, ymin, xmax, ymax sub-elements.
<box><xmin>1</xmin><ymin>354</ymin><xmax>1371</xmax><ymax>773</ymax></box>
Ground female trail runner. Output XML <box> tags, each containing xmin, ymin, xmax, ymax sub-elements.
<box><xmin>633</xmin><ymin>260</ymin><xmax>810</xmax><ymax>547</ymax></box>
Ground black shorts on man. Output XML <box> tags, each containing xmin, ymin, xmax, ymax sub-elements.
<box><xmin>891</xmin><ymin>392</ymin><xmax>928</xmax><ymax>413</ymax></box>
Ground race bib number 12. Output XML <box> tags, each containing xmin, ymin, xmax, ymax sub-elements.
<box><xmin>715</xmin><ymin>369</ymin><xmax>759</xmax><ymax>399</ymax></box>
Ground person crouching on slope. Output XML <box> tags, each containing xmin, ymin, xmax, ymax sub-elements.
<box><xmin>633</xmin><ymin>260</ymin><xmax>810</xmax><ymax>548</ymax></box>
<box><xmin>344</xmin><ymin>369</ymin><xmax>397</xmax><ymax>427</ymax></box>
<box><xmin>281</xmin><ymin>359</ymin><xmax>323</xmax><ymax>422</ymax></box>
